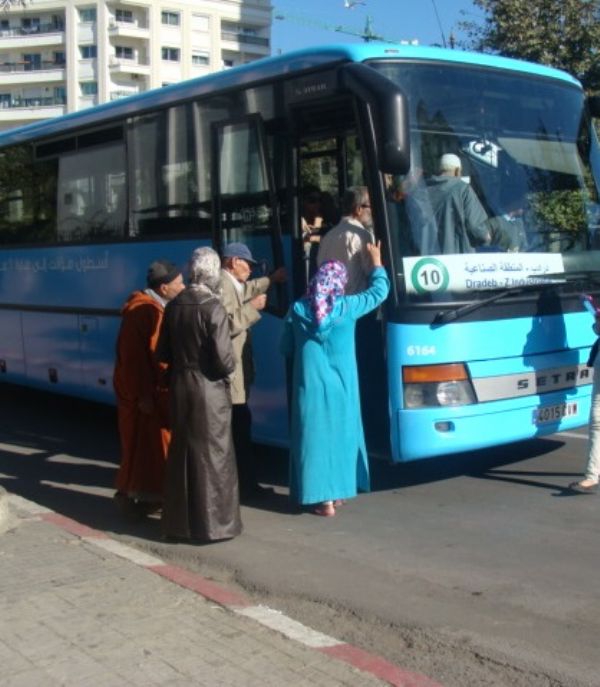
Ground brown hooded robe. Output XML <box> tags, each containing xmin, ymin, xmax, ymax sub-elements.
<box><xmin>113</xmin><ymin>291</ymin><xmax>170</xmax><ymax>502</ymax></box>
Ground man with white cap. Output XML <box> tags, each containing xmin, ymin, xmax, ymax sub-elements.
<box><xmin>220</xmin><ymin>242</ymin><xmax>286</xmax><ymax>500</ymax></box>
<box><xmin>426</xmin><ymin>153</ymin><xmax>491</xmax><ymax>253</ymax></box>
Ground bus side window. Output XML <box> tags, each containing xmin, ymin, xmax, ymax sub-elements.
<box><xmin>0</xmin><ymin>144</ymin><xmax>56</xmax><ymax>245</ymax></box>
<box><xmin>56</xmin><ymin>143</ymin><xmax>126</xmax><ymax>242</ymax></box>
<box><xmin>129</xmin><ymin>103</ymin><xmax>212</xmax><ymax>239</ymax></box>
<box><xmin>213</xmin><ymin>115</ymin><xmax>285</xmax><ymax>314</ymax></box>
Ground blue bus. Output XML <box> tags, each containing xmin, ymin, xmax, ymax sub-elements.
<box><xmin>0</xmin><ymin>44</ymin><xmax>599</xmax><ymax>462</ymax></box>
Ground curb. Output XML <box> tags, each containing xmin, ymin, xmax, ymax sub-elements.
<box><xmin>0</xmin><ymin>486</ymin><xmax>8</xmax><ymax>531</ymax></box>
<box><xmin>6</xmin><ymin>491</ymin><xmax>443</xmax><ymax>687</ymax></box>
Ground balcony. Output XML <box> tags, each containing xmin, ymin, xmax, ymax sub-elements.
<box><xmin>0</xmin><ymin>22</ymin><xmax>65</xmax><ymax>49</ymax></box>
<box><xmin>0</xmin><ymin>95</ymin><xmax>66</xmax><ymax>122</ymax></box>
<box><xmin>110</xmin><ymin>89</ymin><xmax>140</xmax><ymax>101</ymax></box>
<box><xmin>220</xmin><ymin>31</ymin><xmax>269</xmax><ymax>55</ymax></box>
<box><xmin>108</xmin><ymin>21</ymin><xmax>149</xmax><ymax>41</ymax></box>
<box><xmin>108</xmin><ymin>55</ymin><xmax>150</xmax><ymax>76</ymax></box>
<box><xmin>0</xmin><ymin>61</ymin><xmax>66</xmax><ymax>85</ymax></box>
<box><xmin>0</xmin><ymin>94</ymin><xmax>66</xmax><ymax>108</ymax></box>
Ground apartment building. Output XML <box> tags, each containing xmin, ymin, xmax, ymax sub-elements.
<box><xmin>0</xmin><ymin>0</ymin><xmax>271</xmax><ymax>130</ymax></box>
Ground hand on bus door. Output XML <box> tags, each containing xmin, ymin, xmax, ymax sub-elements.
<box><xmin>366</xmin><ymin>241</ymin><xmax>383</xmax><ymax>269</ymax></box>
<box><xmin>251</xmin><ymin>293</ymin><xmax>267</xmax><ymax>311</ymax></box>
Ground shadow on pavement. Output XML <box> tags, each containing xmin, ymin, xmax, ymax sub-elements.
<box><xmin>0</xmin><ymin>385</ymin><xmax>582</xmax><ymax>538</ymax></box>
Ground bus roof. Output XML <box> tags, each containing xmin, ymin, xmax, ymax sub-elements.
<box><xmin>0</xmin><ymin>43</ymin><xmax>581</xmax><ymax>148</ymax></box>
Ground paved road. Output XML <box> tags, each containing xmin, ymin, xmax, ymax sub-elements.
<box><xmin>0</xmin><ymin>385</ymin><xmax>598</xmax><ymax>687</ymax></box>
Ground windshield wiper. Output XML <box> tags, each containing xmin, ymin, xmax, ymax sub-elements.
<box><xmin>432</xmin><ymin>269</ymin><xmax>600</xmax><ymax>326</ymax></box>
<box><xmin>432</xmin><ymin>281</ymin><xmax>556</xmax><ymax>326</ymax></box>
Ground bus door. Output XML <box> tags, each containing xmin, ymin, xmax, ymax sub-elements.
<box><xmin>297</xmin><ymin>138</ymin><xmax>342</xmax><ymax>286</ymax></box>
<box><xmin>292</xmin><ymin>108</ymin><xmax>391</xmax><ymax>459</ymax></box>
<box><xmin>212</xmin><ymin>114</ymin><xmax>288</xmax><ymax>445</ymax></box>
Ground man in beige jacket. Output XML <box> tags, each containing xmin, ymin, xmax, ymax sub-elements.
<box><xmin>220</xmin><ymin>242</ymin><xmax>286</xmax><ymax>500</ymax></box>
<box><xmin>316</xmin><ymin>186</ymin><xmax>375</xmax><ymax>294</ymax></box>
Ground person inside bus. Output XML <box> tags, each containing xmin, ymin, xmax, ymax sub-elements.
<box><xmin>301</xmin><ymin>185</ymin><xmax>326</xmax><ymax>245</ymax></box>
<box><xmin>280</xmin><ymin>243</ymin><xmax>389</xmax><ymax>516</ymax></box>
<box><xmin>113</xmin><ymin>259</ymin><xmax>185</xmax><ymax>519</ymax></box>
<box><xmin>385</xmin><ymin>170</ymin><xmax>441</xmax><ymax>256</ymax></box>
<box><xmin>426</xmin><ymin>153</ymin><xmax>491</xmax><ymax>253</ymax></box>
<box><xmin>301</xmin><ymin>185</ymin><xmax>326</xmax><ymax>281</ymax></box>
<box><xmin>220</xmin><ymin>242</ymin><xmax>287</xmax><ymax>501</ymax></box>
<box><xmin>316</xmin><ymin>186</ymin><xmax>375</xmax><ymax>294</ymax></box>
<box><xmin>488</xmin><ymin>188</ymin><xmax>529</xmax><ymax>252</ymax></box>
<box><xmin>157</xmin><ymin>247</ymin><xmax>242</xmax><ymax>542</ymax></box>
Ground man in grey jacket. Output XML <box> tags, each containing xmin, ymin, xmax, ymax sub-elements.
<box><xmin>220</xmin><ymin>242</ymin><xmax>286</xmax><ymax>500</ymax></box>
<box><xmin>426</xmin><ymin>153</ymin><xmax>491</xmax><ymax>254</ymax></box>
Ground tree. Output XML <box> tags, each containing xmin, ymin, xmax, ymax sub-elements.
<box><xmin>460</xmin><ymin>0</ymin><xmax>600</xmax><ymax>93</ymax></box>
<box><xmin>0</xmin><ymin>0</ymin><xmax>27</xmax><ymax>9</ymax></box>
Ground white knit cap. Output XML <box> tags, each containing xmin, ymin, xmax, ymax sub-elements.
<box><xmin>439</xmin><ymin>153</ymin><xmax>462</xmax><ymax>173</ymax></box>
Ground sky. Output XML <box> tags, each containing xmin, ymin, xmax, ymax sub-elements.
<box><xmin>270</xmin><ymin>0</ymin><xmax>484</xmax><ymax>55</ymax></box>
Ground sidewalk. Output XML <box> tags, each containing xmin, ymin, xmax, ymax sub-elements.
<box><xmin>0</xmin><ymin>487</ymin><xmax>442</xmax><ymax>687</ymax></box>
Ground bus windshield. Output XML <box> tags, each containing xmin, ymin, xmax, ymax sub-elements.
<box><xmin>371</xmin><ymin>60</ymin><xmax>600</xmax><ymax>302</ymax></box>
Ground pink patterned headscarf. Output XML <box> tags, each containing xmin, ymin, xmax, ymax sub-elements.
<box><xmin>307</xmin><ymin>260</ymin><xmax>348</xmax><ymax>324</ymax></box>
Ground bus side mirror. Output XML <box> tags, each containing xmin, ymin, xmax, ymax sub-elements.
<box><xmin>338</xmin><ymin>63</ymin><xmax>410</xmax><ymax>175</ymax></box>
<box><xmin>588</xmin><ymin>95</ymin><xmax>600</xmax><ymax>118</ymax></box>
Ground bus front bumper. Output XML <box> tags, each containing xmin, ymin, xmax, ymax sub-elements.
<box><xmin>390</xmin><ymin>386</ymin><xmax>592</xmax><ymax>462</ymax></box>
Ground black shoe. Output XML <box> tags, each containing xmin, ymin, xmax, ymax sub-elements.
<box><xmin>113</xmin><ymin>492</ymin><xmax>144</xmax><ymax>521</ymax></box>
<box><xmin>136</xmin><ymin>501</ymin><xmax>163</xmax><ymax>516</ymax></box>
<box><xmin>240</xmin><ymin>484</ymin><xmax>275</xmax><ymax>501</ymax></box>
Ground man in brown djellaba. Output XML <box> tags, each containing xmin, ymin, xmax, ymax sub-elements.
<box><xmin>157</xmin><ymin>246</ymin><xmax>242</xmax><ymax>543</ymax></box>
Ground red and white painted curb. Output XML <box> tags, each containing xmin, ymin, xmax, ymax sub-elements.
<box><xmin>6</xmin><ymin>492</ymin><xmax>443</xmax><ymax>687</ymax></box>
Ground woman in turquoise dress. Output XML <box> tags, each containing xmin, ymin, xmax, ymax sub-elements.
<box><xmin>280</xmin><ymin>242</ymin><xmax>390</xmax><ymax>516</ymax></box>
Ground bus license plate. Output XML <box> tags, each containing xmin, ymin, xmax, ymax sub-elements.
<box><xmin>533</xmin><ymin>401</ymin><xmax>578</xmax><ymax>425</ymax></box>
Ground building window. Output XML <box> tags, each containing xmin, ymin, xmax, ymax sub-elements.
<box><xmin>161</xmin><ymin>47</ymin><xmax>180</xmax><ymax>62</ymax></box>
<box><xmin>80</xmin><ymin>81</ymin><xmax>98</xmax><ymax>96</ymax></box>
<box><xmin>22</xmin><ymin>54</ymin><xmax>42</xmax><ymax>71</ymax></box>
<box><xmin>80</xmin><ymin>45</ymin><xmax>97</xmax><ymax>59</ymax></box>
<box><xmin>54</xmin><ymin>51</ymin><xmax>65</xmax><ymax>65</ymax></box>
<box><xmin>79</xmin><ymin>8</ymin><xmax>97</xmax><ymax>22</ymax></box>
<box><xmin>115</xmin><ymin>9</ymin><xmax>134</xmax><ymax>23</ymax></box>
<box><xmin>0</xmin><ymin>20</ymin><xmax>9</xmax><ymax>31</ymax></box>
<box><xmin>115</xmin><ymin>46</ymin><xmax>134</xmax><ymax>60</ymax></box>
<box><xmin>192</xmin><ymin>52</ymin><xmax>209</xmax><ymax>66</ymax></box>
<box><xmin>191</xmin><ymin>14</ymin><xmax>209</xmax><ymax>32</ymax></box>
<box><xmin>161</xmin><ymin>11</ymin><xmax>180</xmax><ymax>26</ymax></box>
<box><xmin>21</xmin><ymin>17</ymin><xmax>41</xmax><ymax>32</ymax></box>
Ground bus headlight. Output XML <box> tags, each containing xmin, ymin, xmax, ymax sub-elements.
<box><xmin>403</xmin><ymin>364</ymin><xmax>476</xmax><ymax>408</ymax></box>
<box><xmin>436</xmin><ymin>380</ymin><xmax>475</xmax><ymax>406</ymax></box>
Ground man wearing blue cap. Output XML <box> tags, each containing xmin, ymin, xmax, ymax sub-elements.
<box><xmin>220</xmin><ymin>242</ymin><xmax>286</xmax><ymax>500</ymax></box>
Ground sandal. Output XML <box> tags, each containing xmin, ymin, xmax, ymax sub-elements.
<box><xmin>568</xmin><ymin>480</ymin><xmax>599</xmax><ymax>493</ymax></box>
<box><xmin>313</xmin><ymin>501</ymin><xmax>335</xmax><ymax>517</ymax></box>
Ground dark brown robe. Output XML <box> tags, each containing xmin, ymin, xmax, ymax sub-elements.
<box><xmin>157</xmin><ymin>288</ymin><xmax>241</xmax><ymax>541</ymax></box>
